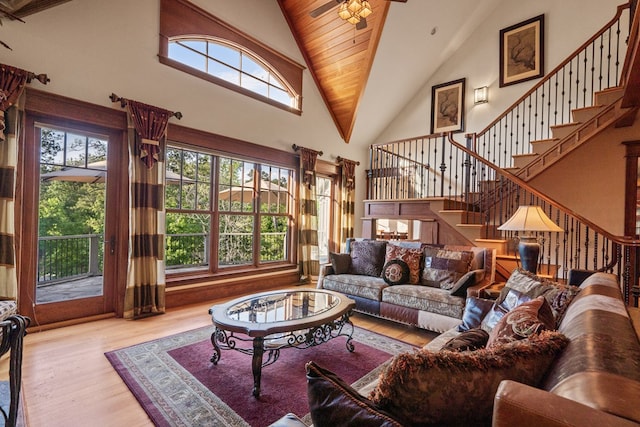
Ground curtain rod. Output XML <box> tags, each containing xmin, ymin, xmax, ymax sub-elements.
<box><xmin>109</xmin><ymin>93</ymin><xmax>183</xmax><ymax>119</ymax></box>
<box><xmin>291</xmin><ymin>144</ymin><xmax>323</xmax><ymax>156</ymax></box>
<box><xmin>336</xmin><ymin>156</ymin><xmax>360</xmax><ymax>166</ymax></box>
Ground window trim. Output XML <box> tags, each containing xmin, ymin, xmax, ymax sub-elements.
<box><xmin>159</xmin><ymin>0</ymin><xmax>305</xmax><ymax>115</ymax></box>
<box><xmin>164</xmin><ymin>123</ymin><xmax>299</xmax><ymax>286</ymax></box>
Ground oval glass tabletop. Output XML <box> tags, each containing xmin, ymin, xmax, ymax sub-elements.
<box><xmin>225</xmin><ymin>290</ymin><xmax>341</xmax><ymax>324</ymax></box>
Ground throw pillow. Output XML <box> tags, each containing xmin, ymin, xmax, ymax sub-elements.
<box><xmin>329</xmin><ymin>252</ymin><xmax>352</xmax><ymax>275</ymax></box>
<box><xmin>441</xmin><ymin>328</ymin><xmax>489</xmax><ymax>352</ymax></box>
<box><xmin>498</xmin><ymin>268</ymin><xmax>581</xmax><ymax>326</ymax></box>
<box><xmin>487</xmin><ymin>296</ymin><xmax>555</xmax><ymax>347</ymax></box>
<box><xmin>458</xmin><ymin>296</ymin><xmax>495</xmax><ymax>332</ymax></box>
<box><xmin>449</xmin><ymin>269</ymin><xmax>484</xmax><ymax>297</ymax></box>
<box><xmin>480</xmin><ymin>287</ymin><xmax>533</xmax><ymax>333</ymax></box>
<box><xmin>306</xmin><ymin>361</ymin><xmax>402</xmax><ymax>427</ymax></box>
<box><xmin>349</xmin><ymin>240</ymin><xmax>387</xmax><ymax>277</ymax></box>
<box><xmin>369</xmin><ymin>331</ymin><xmax>569</xmax><ymax>426</ymax></box>
<box><xmin>384</xmin><ymin>244</ymin><xmax>423</xmax><ymax>284</ymax></box>
<box><xmin>381</xmin><ymin>260</ymin><xmax>411</xmax><ymax>286</ymax></box>
<box><xmin>421</xmin><ymin>247</ymin><xmax>474</xmax><ymax>289</ymax></box>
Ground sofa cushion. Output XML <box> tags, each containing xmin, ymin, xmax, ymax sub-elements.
<box><xmin>422</xmin><ymin>247</ymin><xmax>474</xmax><ymax>289</ymax></box>
<box><xmin>458</xmin><ymin>296</ymin><xmax>495</xmax><ymax>332</ymax></box>
<box><xmin>497</xmin><ymin>268</ymin><xmax>581</xmax><ymax>326</ymax></box>
<box><xmin>384</xmin><ymin>244</ymin><xmax>423</xmax><ymax>284</ymax></box>
<box><xmin>441</xmin><ymin>328</ymin><xmax>489</xmax><ymax>352</ymax></box>
<box><xmin>487</xmin><ymin>296</ymin><xmax>555</xmax><ymax>347</ymax></box>
<box><xmin>329</xmin><ymin>252</ymin><xmax>352</xmax><ymax>274</ymax></box>
<box><xmin>349</xmin><ymin>240</ymin><xmax>387</xmax><ymax>277</ymax></box>
<box><xmin>382</xmin><ymin>284</ymin><xmax>465</xmax><ymax>319</ymax></box>
<box><xmin>369</xmin><ymin>331</ymin><xmax>569</xmax><ymax>426</ymax></box>
<box><xmin>306</xmin><ymin>361</ymin><xmax>402</xmax><ymax>427</ymax></box>
<box><xmin>322</xmin><ymin>275</ymin><xmax>388</xmax><ymax>301</ymax></box>
<box><xmin>381</xmin><ymin>260</ymin><xmax>410</xmax><ymax>286</ymax></box>
<box><xmin>448</xmin><ymin>269</ymin><xmax>483</xmax><ymax>297</ymax></box>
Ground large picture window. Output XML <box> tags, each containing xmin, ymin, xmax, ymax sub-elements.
<box><xmin>165</xmin><ymin>145</ymin><xmax>294</xmax><ymax>277</ymax></box>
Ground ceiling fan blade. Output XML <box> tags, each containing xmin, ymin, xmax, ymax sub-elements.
<box><xmin>356</xmin><ymin>17</ymin><xmax>367</xmax><ymax>30</ymax></box>
<box><xmin>309</xmin><ymin>0</ymin><xmax>341</xmax><ymax>18</ymax></box>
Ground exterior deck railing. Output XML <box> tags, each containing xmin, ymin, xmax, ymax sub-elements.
<box><xmin>38</xmin><ymin>231</ymin><xmax>289</xmax><ymax>285</ymax></box>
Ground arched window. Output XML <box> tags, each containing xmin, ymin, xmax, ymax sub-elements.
<box><xmin>159</xmin><ymin>0</ymin><xmax>304</xmax><ymax>114</ymax></box>
<box><xmin>168</xmin><ymin>38</ymin><xmax>298</xmax><ymax>109</ymax></box>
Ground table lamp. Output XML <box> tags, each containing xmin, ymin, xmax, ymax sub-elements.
<box><xmin>497</xmin><ymin>205</ymin><xmax>563</xmax><ymax>274</ymax></box>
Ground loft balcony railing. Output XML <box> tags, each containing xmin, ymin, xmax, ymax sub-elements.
<box><xmin>366</xmin><ymin>3</ymin><xmax>640</xmax><ymax>306</ymax></box>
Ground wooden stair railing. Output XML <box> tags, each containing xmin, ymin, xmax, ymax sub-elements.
<box><xmin>366</xmin><ymin>3</ymin><xmax>640</xmax><ymax>305</ymax></box>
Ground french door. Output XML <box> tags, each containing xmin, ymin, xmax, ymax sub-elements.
<box><xmin>19</xmin><ymin>117</ymin><xmax>127</xmax><ymax>326</ymax></box>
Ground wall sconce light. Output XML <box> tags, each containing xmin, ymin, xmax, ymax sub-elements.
<box><xmin>474</xmin><ymin>86</ymin><xmax>488</xmax><ymax>104</ymax></box>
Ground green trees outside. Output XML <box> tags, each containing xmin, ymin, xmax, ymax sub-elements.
<box><xmin>38</xmin><ymin>129</ymin><xmax>107</xmax><ymax>281</ymax></box>
<box><xmin>36</xmin><ymin>132</ymin><xmax>293</xmax><ymax>280</ymax></box>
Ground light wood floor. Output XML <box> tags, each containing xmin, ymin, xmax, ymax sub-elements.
<box><xmin>3</xmin><ymin>295</ymin><xmax>437</xmax><ymax>427</ymax></box>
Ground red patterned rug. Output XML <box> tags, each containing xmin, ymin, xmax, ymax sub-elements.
<box><xmin>105</xmin><ymin>325</ymin><xmax>415</xmax><ymax>427</ymax></box>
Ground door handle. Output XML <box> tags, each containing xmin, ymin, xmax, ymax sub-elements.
<box><xmin>107</xmin><ymin>236</ymin><xmax>115</xmax><ymax>255</ymax></box>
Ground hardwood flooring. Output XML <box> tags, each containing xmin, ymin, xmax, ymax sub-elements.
<box><xmin>3</xmin><ymin>295</ymin><xmax>437</xmax><ymax>427</ymax></box>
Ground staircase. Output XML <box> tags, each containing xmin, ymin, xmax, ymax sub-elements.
<box><xmin>435</xmin><ymin>85</ymin><xmax>633</xmax><ymax>280</ymax></box>
<box><xmin>366</xmin><ymin>2</ymin><xmax>640</xmax><ymax>302</ymax></box>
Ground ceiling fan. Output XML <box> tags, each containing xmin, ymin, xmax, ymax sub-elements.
<box><xmin>310</xmin><ymin>0</ymin><xmax>407</xmax><ymax>30</ymax></box>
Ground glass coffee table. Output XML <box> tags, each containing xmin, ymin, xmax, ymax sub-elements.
<box><xmin>208</xmin><ymin>289</ymin><xmax>355</xmax><ymax>397</ymax></box>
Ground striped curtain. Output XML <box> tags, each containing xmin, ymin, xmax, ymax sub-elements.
<box><xmin>124</xmin><ymin>100</ymin><xmax>170</xmax><ymax>319</ymax></box>
<box><xmin>0</xmin><ymin>65</ymin><xmax>29</xmax><ymax>300</ymax></box>
<box><xmin>298</xmin><ymin>147</ymin><xmax>320</xmax><ymax>281</ymax></box>
<box><xmin>338</xmin><ymin>159</ymin><xmax>357</xmax><ymax>252</ymax></box>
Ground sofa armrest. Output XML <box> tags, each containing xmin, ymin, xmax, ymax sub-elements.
<box><xmin>493</xmin><ymin>380</ymin><xmax>639</xmax><ymax>427</ymax></box>
<box><xmin>317</xmin><ymin>263</ymin><xmax>335</xmax><ymax>289</ymax></box>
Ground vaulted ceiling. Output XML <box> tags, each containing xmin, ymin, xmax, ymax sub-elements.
<box><xmin>278</xmin><ymin>0</ymin><xmax>396</xmax><ymax>143</ymax></box>
<box><xmin>3</xmin><ymin>0</ymin><xmax>503</xmax><ymax>145</ymax></box>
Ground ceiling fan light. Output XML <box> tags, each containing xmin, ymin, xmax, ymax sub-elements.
<box><xmin>359</xmin><ymin>1</ymin><xmax>372</xmax><ymax>18</ymax></box>
<box><xmin>346</xmin><ymin>13</ymin><xmax>361</xmax><ymax>25</ymax></box>
<box><xmin>347</xmin><ymin>0</ymin><xmax>362</xmax><ymax>14</ymax></box>
<box><xmin>338</xmin><ymin>2</ymin><xmax>352</xmax><ymax>20</ymax></box>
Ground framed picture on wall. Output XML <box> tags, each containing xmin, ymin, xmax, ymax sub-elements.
<box><xmin>500</xmin><ymin>14</ymin><xmax>545</xmax><ymax>87</ymax></box>
<box><xmin>430</xmin><ymin>78</ymin><xmax>465</xmax><ymax>134</ymax></box>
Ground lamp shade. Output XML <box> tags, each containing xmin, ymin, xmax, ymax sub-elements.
<box><xmin>497</xmin><ymin>206</ymin><xmax>563</xmax><ymax>233</ymax></box>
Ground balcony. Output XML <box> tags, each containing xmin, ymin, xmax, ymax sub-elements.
<box><xmin>36</xmin><ymin>231</ymin><xmax>288</xmax><ymax>303</ymax></box>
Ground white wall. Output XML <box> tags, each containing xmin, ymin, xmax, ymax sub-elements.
<box><xmin>2</xmin><ymin>0</ymin><xmax>626</xmax><ymax>237</ymax></box>
<box><xmin>376</xmin><ymin>0</ymin><xmax>625</xmax><ymax>143</ymax></box>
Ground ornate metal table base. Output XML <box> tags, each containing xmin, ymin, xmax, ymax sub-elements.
<box><xmin>210</xmin><ymin>312</ymin><xmax>354</xmax><ymax>397</ymax></box>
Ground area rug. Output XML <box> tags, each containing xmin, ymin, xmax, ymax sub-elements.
<box><xmin>105</xmin><ymin>325</ymin><xmax>416</xmax><ymax>427</ymax></box>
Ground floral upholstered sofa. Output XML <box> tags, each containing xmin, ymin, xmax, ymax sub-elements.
<box><xmin>317</xmin><ymin>239</ymin><xmax>496</xmax><ymax>333</ymax></box>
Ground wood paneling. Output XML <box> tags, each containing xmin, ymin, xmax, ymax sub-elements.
<box><xmin>278</xmin><ymin>0</ymin><xmax>390</xmax><ymax>143</ymax></box>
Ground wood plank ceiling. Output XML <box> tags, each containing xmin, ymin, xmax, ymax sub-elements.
<box><xmin>278</xmin><ymin>0</ymin><xmax>393</xmax><ymax>143</ymax></box>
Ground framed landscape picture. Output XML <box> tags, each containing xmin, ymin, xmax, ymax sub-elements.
<box><xmin>431</xmin><ymin>78</ymin><xmax>465</xmax><ymax>134</ymax></box>
<box><xmin>500</xmin><ymin>14</ymin><xmax>544</xmax><ymax>87</ymax></box>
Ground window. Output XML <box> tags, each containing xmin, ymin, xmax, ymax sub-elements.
<box><xmin>159</xmin><ymin>0</ymin><xmax>304</xmax><ymax>114</ymax></box>
<box><xmin>316</xmin><ymin>176</ymin><xmax>333</xmax><ymax>264</ymax></box>
<box><xmin>165</xmin><ymin>145</ymin><xmax>294</xmax><ymax>275</ymax></box>
<box><xmin>168</xmin><ymin>38</ymin><xmax>297</xmax><ymax>109</ymax></box>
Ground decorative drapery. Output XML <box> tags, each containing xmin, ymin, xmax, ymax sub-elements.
<box><xmin>111</xmin><ymin>94</ymin><xmax>181</xmax><ymax>319</ymax></box>
<box><xmin>0</xmin><ymin>64</ymin><xmax>48</xmax><ymax>299</ymax></box>
<box><xmin>293</xmin><ymin>144</ymin><xmax>322</xmax><ymax>281</ymax></box>
<box><xmin>337</xmin><ymin>157</ymin><xmax>359</xmax><ymax>252</ymax></box>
